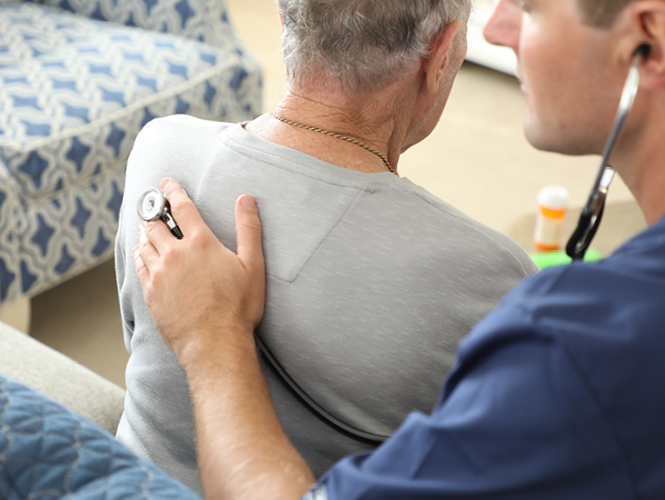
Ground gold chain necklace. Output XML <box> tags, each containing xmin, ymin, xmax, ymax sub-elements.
<box><xmin>272</xmin><ymin>113</ymin><xmax>397</xmax><ymax>175</ymax></box>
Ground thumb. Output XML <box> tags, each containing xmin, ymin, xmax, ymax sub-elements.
<box><xmin>235</xmin><ymin>195</ymin><xmax>265</xmax><ymax>275</ymax></box>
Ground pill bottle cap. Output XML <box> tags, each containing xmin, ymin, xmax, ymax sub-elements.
<box><xmin>537</xmin><ymin>185</ymin><xmax>569</xmax><ymax>210</ymax></box>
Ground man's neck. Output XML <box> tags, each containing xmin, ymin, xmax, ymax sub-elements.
<box><xmin>245</xmin><ymin>84</ymin><xmax>418</xmax><ymax>175</ymax></box>
<box><xmin>611</xmin><ymin>106</ymin><xmax>665</xmax><ymax>226</ymax></box>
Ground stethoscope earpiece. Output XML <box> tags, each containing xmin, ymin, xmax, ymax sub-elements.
<box><xmin>634</xmin><ymin>44</ymin><xmax>651</xmax><ymax>59</ymax></box>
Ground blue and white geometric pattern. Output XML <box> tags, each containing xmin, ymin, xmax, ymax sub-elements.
<box><xmin>0</xmin><ymin>375</ymin><xmax>203</xmax><ymax>499</ymax></box>
<box><xmin>41</xmin><ymin>0</ymin><xmax>238</xmax><ymax>48</ymax></box>
<box><xmin>0</xmin><ymin>0</ymin><xmax>263</xmax><ymax>304</ymax></box>
<box><xmin>0</xmin><ymin>161</ymin><xmax>22</xmax><ymax>303</ymax></box>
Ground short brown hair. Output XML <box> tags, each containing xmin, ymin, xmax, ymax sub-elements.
<box><xmin>577</xmin><ymin>0</ymin><xmax>635</xmax><ymax>28</ymax></box>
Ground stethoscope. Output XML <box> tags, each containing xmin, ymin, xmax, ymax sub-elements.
<box><xmin>136</xmin><ymin>186</ymin><xmax>389</xmax><ymax>442</ymax></box>
<box><xmin>137</xmin><ymin>187</ymin><xmax>184</xmax><ymax>239</ymax></box>
<box><xmin>132</xmin><ymin>46</ymin><xmax>651</xmax><ymax>442</ymax></box>
<box><xmin>566</xmin><ymin>44</ymin><xmax>651</xmax><ymax>260</ymax></box>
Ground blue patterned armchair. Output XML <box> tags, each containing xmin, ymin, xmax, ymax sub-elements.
<box><xmin>0</xmin><ymin>0</ymin><xmax>262</xmax><ymax>315</ymax></box>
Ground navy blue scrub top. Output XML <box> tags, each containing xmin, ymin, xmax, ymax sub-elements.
<box><xmin>305</xmin><ymin>215</ymin><xmax>665</xmax><ymax>500</ymax></box>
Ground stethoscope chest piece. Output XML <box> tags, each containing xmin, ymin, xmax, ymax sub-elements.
<box><xmin>137</xmin><ymin>187</ymin><xmax>167</xmax><ymax>222</ymax></box>
<box><xmin>137</xmin><ymin>186</ymin><xmax>183</xmax><ymax>239</ymax></box>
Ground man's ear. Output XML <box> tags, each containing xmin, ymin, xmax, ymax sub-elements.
<box><xmin>622</xmin><ymin>1</ymin><xmax>665</xmax><ymax>89</ymax></box>
<box><xmin>425</xmin><ymin>20</ymin><xmax>464</xmax><ymax>93</ymax></box>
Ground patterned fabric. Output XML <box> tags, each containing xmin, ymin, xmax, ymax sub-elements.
<box><xmin>0</xmin><ymin>1</ymin><xmax>262</xmax><ymax>304</ymax></box>
<box><xmin>41</xmin><ymin>0</ymin><xmax>237</xmax><ymax>47</ymax></box>
<box><xmin>0</xmin><ymin>375</ymin><xmax>202</xmax><ymax>499</ymax></box>
<box><xmin>0</xmin><ymin>162</ymin><xmax>22</xmax><ymax>303</ymax></box>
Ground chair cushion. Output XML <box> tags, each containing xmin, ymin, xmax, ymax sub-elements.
<box><xmin>0</xmin><ymin>2</ymin><xmax>262</xmax><ymax>301</ymax></box>
<box><xmin>0</xmin><ymin>376</ymin><xmax>202</xmax><ymax>499</ymax></box>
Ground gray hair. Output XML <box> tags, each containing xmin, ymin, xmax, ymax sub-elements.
<box><xmin>277</xmin><ymin>0</ymin><xmax>471</xmax><ymax>91</ymax></box>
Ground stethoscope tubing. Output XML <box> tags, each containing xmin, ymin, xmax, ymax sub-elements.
<box><xmin>566</xmin><ymin>46</ymin><xmax>648</xmax><ymax>260</ymax></box>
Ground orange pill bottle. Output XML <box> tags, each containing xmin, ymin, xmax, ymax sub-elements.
<box><xmin>534</xmin><ymin>185</ymin><xmax>569</xmax><ymax>252</ymax></box>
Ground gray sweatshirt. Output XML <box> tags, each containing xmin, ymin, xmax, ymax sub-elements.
<box><xmin>115</xmin><ymin>115</ymin><xmax>538</xmax><ymax>494</ymax></box>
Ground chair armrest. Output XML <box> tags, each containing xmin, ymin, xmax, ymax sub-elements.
<box><xmin>0</xmin><ymin>320</ymin><xmax>125</xmax><ymax>434</ymax></box>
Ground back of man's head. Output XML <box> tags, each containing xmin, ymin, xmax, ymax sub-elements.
<box><xmin>276</xmin><ymin>0</ymin><xmax>471</xmax><ymax>92</ymax></box>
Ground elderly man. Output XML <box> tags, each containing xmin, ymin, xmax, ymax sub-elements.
<box><xmin>132</xmin><ymin>0</ymin><xmax>665</xmax><ymax>498</ymax></box>
<box><xmin>115</xmin><ymin>0</ymin><xmax>536</xmax><ymax>494</ymax></box>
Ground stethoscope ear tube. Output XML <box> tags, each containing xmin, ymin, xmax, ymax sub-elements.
<box><xmin>565</xmin><ymin>47</ymin><xmax>646</xmax><ymax>260</ymax></box>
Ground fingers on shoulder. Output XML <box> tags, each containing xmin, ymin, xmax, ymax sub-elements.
<box><xmin>133</xmin><ymin>245</ymin><xmax>149</xmax><ymax>281</ymax></box>
<box><xmin>138</xmin><ymin>223</ymin><xmax>179</xmax><ymax>275</ymax></box>
<box><xmin>163</xmin><ymin>184</ymin><xmax>206</xmax><ymax>230</ymax></box>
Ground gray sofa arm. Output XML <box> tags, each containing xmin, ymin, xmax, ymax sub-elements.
<box><xmin>0</xmin><ymin>321</ymin><xmax>125</xmax><ymax>434</ymax></box>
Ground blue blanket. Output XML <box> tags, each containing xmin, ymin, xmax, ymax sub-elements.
<box><xmin>0</xmin><ymin>375</ymin><xmax>201</xmax><ymax>499</ymax></box>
